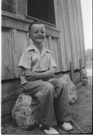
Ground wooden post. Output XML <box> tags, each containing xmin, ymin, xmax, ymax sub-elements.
<box><xmin>79</xmin><ymin>59</ymin><xmax>83</xmax><ymax>82</ymax></box>
<box><xmin>70</xmin><ymin>61</ymin><xmax>75</xmax><ymax>83</ymax></box>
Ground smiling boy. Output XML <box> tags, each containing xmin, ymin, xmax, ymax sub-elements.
<box><xmin>18</xmin><ymin>21</ymin><xmax>73</xmax><ymax>134</ymax></box>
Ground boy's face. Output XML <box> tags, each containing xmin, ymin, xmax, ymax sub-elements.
<box><xmin>30</xmin><ymin>24</ymin><xmax>46</xmax><ymax>44</ymax></box>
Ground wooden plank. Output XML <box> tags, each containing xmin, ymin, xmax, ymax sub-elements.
<box><xmin>44</xmin><ymin>36</ymin><xmax>61</xmax><ymax>72</ymax></box>
<box><xmin>79</xmin><ymin>59</ymin><xmax>83</xmax><ymax>82</ymax></box>
<box><xmin>2</xmin><ymin>28</ymin><xmax>28</xmax><ymax>80</ymax></box>
<box><xmin>2</xmin><ymin>85</ymin><xmax>23</xmax><ymax>102</ymax></box>
<box><xmin>16</xmin><ymin>0</ymin><xmax>26</xmax><ymax>17</ymax></box>
<box><xmin>47</xmin><ymin>36</ymin><xmax>59</xmax><ymax>72</ymax></box>
<box><xmin>2</xmin><ymin>28</ymin><xmax>15</xmax><ymax>80</ymax></box>
<box><xmin>51</xmin><ymin>38</ymin><xmax>60</xmax><ymax>72</ymax></box>
<box><xmin>66</xmin><ymin>0</ymin><xmax>78</xmax><ymax>69</ymax></box>
<box><xmin>2</xmin><ymin>15</ymin><xmax>29</xmax><ymax>32</ymax></box>
<box><xmin>71</xmin><ymin>0</ymin><xmax>81</xmax><ymax>69</ymax></box>
<box><xmin>70</xmin><ymin>61</ymin><xmax>75</xmax><ymax>83</ymax></box>
<box><xmin>54</xmin><ymin>0</ymin><xmax>68</xmax><ymax>71</ymax></box>
<box><xmin>2</xmin><ymin>114</ymin><xmax>12</xmax><ymax>125</ymax></box>
<box><xmin>12</xmin><ymin>29</ymin><xmax>28</xmax><ymax>78</ymax></box>
<box><xmin>46</xmin><ymin>28</ymin><xmax>60</xmax><ymax>38</ymax></box>
<box><xmin>56</xmin><ymin>39</ymin><xmax>63</xmax><ymax>71</ymax></box>
<box><xmin>76</xmin><ymin>0</ymin><xmax>86</xmax><ymax>67</ymax></box>
<box><xmin>2</xmin><ymin>99</ymin><xmax>16</xmax><ymax>117</ymax></box>
<box><xmin>2</xmin><ymin>14</ymin><xmax>60</xmax><ymax>38</ymax></box>
<box><xmin>47</xmin><ymin>36</ymin><xmax>53</xmax><ymax>51</ymax></box>
<box><xmin>24</xmin><ymin>0</ymin><xmax>27</xmax><ymax>17</ymax></box>
<box><xmin>60</xmin><ymin>0</ymin><xmax>72</xmax><ymax>70</ymax></box>
<box><xmin>2</xmin><ymin>0</ymin><xmax>15</xmax><ymax>13</ymax></box>
<box><xmin>2</xmin><ymin>79</ymin><xmax>21</xmax><ymax>94</ymax></box>
<box><xmin>44</xmin><ymin>36</ymin><xmax>49</xmax><ymax>49</ymax></box>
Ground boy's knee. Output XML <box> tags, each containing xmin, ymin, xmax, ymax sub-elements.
<box><xmin>35</xmin><ymin>82</ymin><xmax>54</xmax><ymax>98</ymax></box>
<box><xmin>60</xmin><ymin>74</ymin><xmax>71</xmax><ymax>83</ymax></box>
<box><xmin>62</xmin><ymin>80</ymin><xmax>68</xmax><ymax>86</ymax></box>
<box><xmin>44</xmin><ymin>82</ymin><xmax>54</xmax><ymax>93</ymax></box>
<box><xmin>58</xmin><ymin>78</ymin><xmax>68</xmax><ymax>87</ymax></box>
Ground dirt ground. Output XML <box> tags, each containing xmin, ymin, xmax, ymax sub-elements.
<box><xmin>70</xmin><ymin>75</ymin><xmax>92</xmax><ymax>133</ymax></box>
<box><xmin>1</xmin><ymin>69</ymin><xmax>92</xmax><ymax>134</ymax></box>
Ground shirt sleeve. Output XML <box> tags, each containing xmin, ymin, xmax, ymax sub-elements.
<box><xmin>18</xmin><ymin>51</ymin><xmax>31</xmax><ymax>69</ymax></box>
<box><xmin>49</xmin><ymin>54</ymin><xmax>57</xmax><ymax>68</ymax></box>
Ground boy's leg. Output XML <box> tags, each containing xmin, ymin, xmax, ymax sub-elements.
<box><xmin>49</xmin><ymin>77</ymin><xmax>71</xmax><ymax>123</ymax></box>
<box><xmin>22</xmin><ymin>80</ymin><xmax>57</xmax><ymax>126</ymax></box>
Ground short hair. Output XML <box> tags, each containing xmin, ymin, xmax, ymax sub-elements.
<box><xmin>28</xmin><ymin>20</ymin><xmax>45</xmax><ymax>32</ymax></box>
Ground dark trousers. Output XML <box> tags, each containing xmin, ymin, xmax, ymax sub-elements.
<box><xmin>22</xmin><ymin>77</ymin><xmax>71</xmax><ymax>126</ymax></box>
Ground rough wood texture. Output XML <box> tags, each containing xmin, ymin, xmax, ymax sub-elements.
<box><xmin>70</xmin><ymin>61</ymin><xmax>75</xmax><ymax>83</ymax></box>
<box><xmin>2</xmin><ymin>114</ymin><xmax>12</xmax><ymax>125</ymax></box>
<box><xmin>2</xmin><ymin>28</ymin><xmax>15</xmax><ymax>80</ymax></box>
<box><xmin>2</xmin><ymin>0</ymin><xmax>15</xmax><ymax>13</ymax></box>
<box><xmin>2</xmin><ymin>0</ymin><xmax>85</xmax><ymax>75</ymax></box>
<box><xmin>54</xmin><ymin>0</ymin><xmax>85</xmax><ymax>71</ymax></box>
<box><xmin>12</xmin><ymin>29</ymin><xmax>28</xmax><ymax>78</ymax></box>
<box><xmin>15</xmin><ymin>0</ymin><xmax>26</xmax><ymax>17</ymax></box>
<box><xmin>2</xmin><ymin>13</ymin><xmax>60</xmax><ymax>38</ymax></box>
<box><xmin>54</xmin><ymin>0</ymin><xmax>68</xmax><ymax>71</ymax></box>
<box><xmin>76</xmin><ymin>0</ymin><xmax>86</xmax><ymax>67</ymax></box>
<box><xmin>2</xmin><ymin>28</ymin><xmax>29</xmax><ymax>80</ymax></box>
<box><xmin>66</xmin><ymin>0</ymin><xmax>78</xmax><ymax>69</ymax></box>
<box><xmin>60</xmin><ymin>0</ymin><xmax>72</xmax><ymax>70</ymax></box>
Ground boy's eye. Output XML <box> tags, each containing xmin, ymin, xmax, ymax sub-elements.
<box><xmin>41</xmin><ymin>31</ymin><xmax>44</xmax><ymax>34</ymax></box>
<box><xmin>34</xmin><ymin>31</ymin><xmax>38</xmax><ymax>34</ymax></box>
<box><xmin>34</xmin><ymin>30</ymin><xmax>45</xmax><ymax>34</ymax></box>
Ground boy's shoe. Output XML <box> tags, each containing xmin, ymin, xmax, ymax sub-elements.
<box><xmin>61</xmin><ymin>122</ymin><xmax>73</xmax><ymax>131</ymax></box>
<box><xmin>40</xmin><ymin>125</ymin><xmax>59</xmax><ymax>134</ymax></box>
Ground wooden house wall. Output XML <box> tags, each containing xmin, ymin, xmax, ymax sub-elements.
<box><xmin>2</xmin><ymin>0</ymin><xmax>85</xmax><ymax>81</ymax></box>
<box><xmin>1</xmin><ymin>0</ymin><xmax>86</xmax><ymax>123</ymax></box>
<box><xmin>54</xmin><ymin>0</ymin><xmax>85</xmax><ymax>71</ymax></box>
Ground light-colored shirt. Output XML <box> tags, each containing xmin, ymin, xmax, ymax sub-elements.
<box><xmin>18</xmin><ymin>40</ymin><xmax>57</xmax><ymax>85</ymax></box>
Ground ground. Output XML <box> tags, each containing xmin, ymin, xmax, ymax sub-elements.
<box><xmin>2</xmin><ymin>61</ymin><xmax>92</xmax><ymax>134</ymax></box>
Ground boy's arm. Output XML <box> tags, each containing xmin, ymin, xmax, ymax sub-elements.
<box><xmin>25</xmin><ymin>68</ymin><xmax>56</xmax><ymax>81</ymax></box>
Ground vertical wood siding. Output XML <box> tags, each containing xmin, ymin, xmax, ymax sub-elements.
<box><xmin>2</xmin><ymin>0</ymin><xmax>85</xmax><ymax>81</ymax></box>
<box><xmin>60</xmin><ymin>0</ymin><xmax>72</xmax><ymax>70</ymax></box>
<box><xmin>66</xmin><ymin>0</ymin><xmax>79</xmax><ymax>69</ymax></box>
<box><xmin>54</xmin><ymin>0</ymin><xmax>85</xmax><ymax>70</ymax></box>
<box><xmin>54</xmin><ymin>0</ymin><xmax>68</xmax><ymax>71</ymax></box>
<box><xmin>2</xmin><ymin>28</ymin><xmax>29</xmax><ymax>80</ymax></box>
<box><xmin>76</xmin><ymin>0</ymin><xmax>86</xmax><ymax>67</ymax></box>
<box><xmin>2</xmin><ymin>28</ymin><xmax>15</xmax><ymax>80</ymax></box>
<box><xmin>15</xmin><ymin>0</ymin><xmax>26</xmax><ymax>17</ymax></box>
<box><xmin>12</xmin><ymin>30</ymin><xmax>28</xmax><ymax>77</ymax></box>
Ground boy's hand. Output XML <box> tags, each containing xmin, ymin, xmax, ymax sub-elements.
<box><xmin>49</xmin><ymin>79</ymin><xmax>59</xmax><ymax>88</ymax></box>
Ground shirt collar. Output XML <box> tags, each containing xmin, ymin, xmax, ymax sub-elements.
<box><xmin>27</xmin><ymin>39</ymin><xmax>52</xmax><ymax>56</ymax></box>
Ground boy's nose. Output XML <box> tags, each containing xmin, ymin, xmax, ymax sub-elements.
<box><xmin>39</xmin><ymin>32</ymin><xmax>42</xmax><ymax>35</ymax></box>
<box><xmin>38</xmin><ymin>32</ymin><xmax>43</xmax><ymax>35</ymax></box>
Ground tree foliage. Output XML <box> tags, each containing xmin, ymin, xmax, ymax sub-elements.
<box><xmin>85</xmin><ymin>49</ymin><xmax>93</xmax><ymax>61</ymax></box>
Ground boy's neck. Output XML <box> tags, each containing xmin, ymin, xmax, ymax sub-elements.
<box><xmin>33</xmin><ymin>41</ymin><xmax>43</xmax><ymax>54</ymax></box>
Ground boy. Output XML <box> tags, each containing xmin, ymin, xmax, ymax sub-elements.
<box><xmin>18</xmin><ymin>21</ymin><xmax>73</xmax><ymax>134</ymax></box>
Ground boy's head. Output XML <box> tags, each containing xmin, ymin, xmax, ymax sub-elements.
<box><xmin>29</xmin><ymin>21</ymin><xmax>46</xmax><ymax>44</ymax></box>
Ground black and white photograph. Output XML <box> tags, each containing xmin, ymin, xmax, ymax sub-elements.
<box><xmin>1</xmin><ymin>0</ymin><xmax>92</xmax><ymax>134</ymax></box>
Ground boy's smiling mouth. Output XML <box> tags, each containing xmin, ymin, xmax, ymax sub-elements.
<box><xmin>36</xmin><ymin>36</ymin><xmax>44</xmax><ymax>39</ymax></box>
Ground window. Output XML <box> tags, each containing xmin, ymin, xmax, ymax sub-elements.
<box><xmin>2</xmin><ymin>0</ymin><xmax>15</xmax><ymax>13</ymax></box>
<box><xmin>27</xmin><ymin>0</ymin><xmax>56</xmax><ymax>25</ymax></box>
